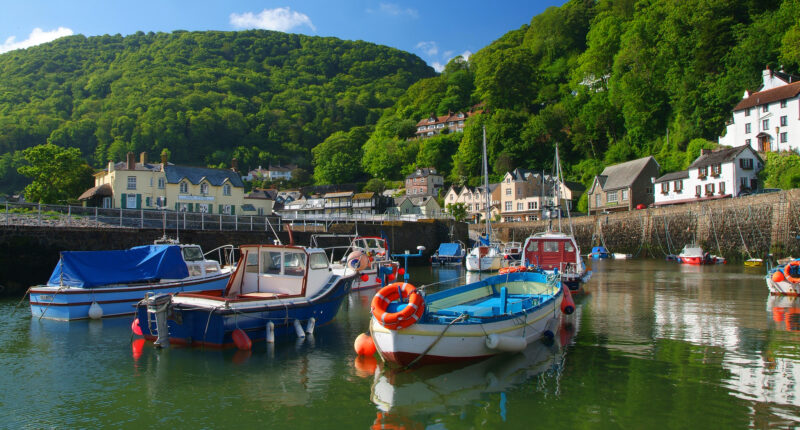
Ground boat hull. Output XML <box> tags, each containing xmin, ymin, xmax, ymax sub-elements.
<box><xmin>29</xmin><ymin>272</ymin><xmax>231</xmax><ymax>321</ymax></box>
<box><xmin>767</xmin><ymin>274</ymin><xmax>800</xmax><ymax>296</ymax></box>
<box><xmin>465</xmin><ymin>256</ymin><xmax>502</xmax><ymax>272</ymax></box>
<box><xmin>136</xmin><ymin>275</ymin><xmax>354</xmax><ymax>347</ymax></box>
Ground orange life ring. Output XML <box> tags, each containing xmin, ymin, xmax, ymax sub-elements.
<box><xmin>784</xmin><ymin>261</ymin><xmax>800</xmax><ymax>283</ymax></box>
<box><xmin>371</xmin><ymin>282</ymin><xmax>425</xmax><ymax>330</ymax></box>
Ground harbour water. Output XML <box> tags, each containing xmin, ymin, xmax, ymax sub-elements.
<box><xmin>1</xmin><ymin>259</ymin><xmax>798</xmax><ymax>428</ymax></box>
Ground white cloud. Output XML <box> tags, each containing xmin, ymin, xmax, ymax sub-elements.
<box><xmin>371</xmin><ymin>3</ymin><xmax>418</xmax><ymax>18</ymax></box>
<box><xmin>431</xmin><ymin>62</ymin><xmax>445</xmax><ymax>73</ymax></box>
<box><xmin>415</xmin><ymin>41</ymin><xmax>438</xmax><ymax>57</ymax></box>
<box><xmin>0</xmin><ymin>27</ymin><xmax>74</xmax><ymax>54</ymax></box>
<box><xmin>230</xmin><ymin>8</ymin><xmax>316</xmax><ymax>32</ymax></box>
<box><xmin>457</xmin><ymin>50</ymin><xmax>472</xmax><ymax>61</ymax></box>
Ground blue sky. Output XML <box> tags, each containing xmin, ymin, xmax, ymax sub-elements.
<box><xmin>0</xmin><ymin>0</ymin><xmax>566</xmax><ymax>72</ymax></box>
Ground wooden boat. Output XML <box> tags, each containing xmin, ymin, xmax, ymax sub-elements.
<box><xmin>29</xmin><ymin>242</ymin><xmax>234</xmax><ymax>321</ymax></box>
<box><xmin>317</xmin><ymin>235</ymin><xmax>399</xmax><ymax>290</ymax></box>
<box><xmin>431</xmin><ymin>242</ymin><xmax>466</xmax><ymax>265</ymax></box>
<box><xmin>522</xmin><ymin>231</ymin><xmax>591</xmax><ymax>293</ymax></box>
<box><xmin>369</xmin><ymin>270</ymin><xmax>568</xmax><ymax>366</ymax></box>
<box><xmin>767</xmin><ymin>259</ymin><xmax>800</xmax><ymax>296</ymax></box>
<box><xmin>133</xmin><ymin>244</ymin><xmax>355</xmax><ymax>348</ymax></box>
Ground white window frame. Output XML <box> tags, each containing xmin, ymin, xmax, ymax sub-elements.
<box><xmin>607</xmin><ymin>191</ymin><xmax>618</xmax><ymax>203</ymax></box>
<box><xmin>200</xmin><ymin>182</ymin><xmax>209</xmax><ymax>195</ymax></box>
<box><xmin>180</xmin><ymin>181</ymin><xmax>188</xmax><ymax>194</ymax></box>
<box><xmin>158</xmin><ymin>177</ymin><xmax>165</xmax><ymax>189</ymax></box>
<box><xmin>127</xmin><ymin>176</ymin><xmax>136</xmax><ymax>190</ymax></box>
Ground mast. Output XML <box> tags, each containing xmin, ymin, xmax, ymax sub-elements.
<box><xmin>554</xmin><ymin>143</ymin><xmax>574</xmax><ymax>238</ymax></box>
<box><xmin>482</xmin><ymin>126</ymin><xmax>490</xmax><ymax>238</ymax></box>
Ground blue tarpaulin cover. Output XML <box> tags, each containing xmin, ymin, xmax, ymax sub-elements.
<box><xmin>591</xmin><ymin>246</ymin><xmax>608</xmax><ymax>254</ymax></box>
<box><xmin>437</xmin><ymin>243</ymin><xmax>462</xmax><ymax>257</ymax></box>
<box><xmin>47</xmin><ymin>245</ymin><xmax>190</xmax><ymax>288</ymax></box>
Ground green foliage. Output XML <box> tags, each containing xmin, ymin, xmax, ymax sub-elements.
<box><xmin>760</xmin><ymin>152</ymin><xmax>800</xmax><ymax>189</ymax></box>
<box><xmin>363</xmin><ymin>178</ymin><xmax>386</xmax><ymax>193</ymax></box>
<box><xmin>17</xmin><ymin>144</ymin><xmax>94</xmax><ymax>203</ymax></box>
<box><xmin>312</xmin><ymin>127</ymin><xmax>371</xmax><ymax>184</ymax></box>
<box><xmin>446</xmin><ymin>202</ymin><xmax>468</xmax><ymax>222</ymax></box>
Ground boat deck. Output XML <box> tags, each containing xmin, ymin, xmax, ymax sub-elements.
<box><xmin>433</xmin><ymin>293</ymin><xmax>544</xmax><ymax>318</ymax></box>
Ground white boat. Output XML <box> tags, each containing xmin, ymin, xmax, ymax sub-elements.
<box><xmin>369</xmin><ymin>270</ymin><xmax>569</xmax><ymax>366</ymax></box>
<box><xmin>316</xmin><ymin>234</ymin><xmax>399</xmax><ymax>290</ymax></box>
<box><xmin>613</xmin><ymin>253</ymin><xmax>633</xmax><ymax>260</ymax></box>
<box><xmin>29</xmin><ymin>241</ymin><xmax>234</xmax><ymax>321</ymax></box>
<box><xmin>767</xmin><ymin>259</ymin><xmax>800</xmax><ymax>295</ymax></box>
<box><xmin>678</xmin><ymin>244</ymin><xmax>725</xmax><ymax>265</ymax></box>
<box><xmin>501</xmin><ymin>241</ymin><xmax>523</xmax><ymax>261</ymax></box>
<box><xmin>466</xmin><ymin>127</ymin><xmax>503</xmax><ymax>272</ymax></box>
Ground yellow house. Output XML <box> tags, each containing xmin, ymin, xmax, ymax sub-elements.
<box><xmin>80</xmin><ymin>152</ymin><xmax>247</xmax><ymax>215</ymax></box>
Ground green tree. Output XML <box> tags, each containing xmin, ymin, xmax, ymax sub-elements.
<box><xmin>17</xmin><ymin>144</ymin><xmax>94</xmax><ymax>203</ymax></box>
<box><xmin>312</xmin><ymin>128</ymin><xmax>367</xmax><ymax>184</ymax></box>
<box><xmin>363</xmin><ymin>178</ymin><xmax>386</xmax><ymax>193</ymax></box>
<box><xmin>446</xmin><ymin>202</ymin><xmax>468</xmax><ymax>222</ymax></box>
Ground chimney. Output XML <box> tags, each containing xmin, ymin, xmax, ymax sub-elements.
<box><xmin>701</xmin><ymin>149</ymin><xmax>712</xmax><ymax>156</ymax></box>
<box><xmin>231</xmin><ymin>158</ymin><xmax>239</xmax><ymax>172</ymax></box>
<box><xmin>126</xmin><ymin>152</ymin><xmax>135</xmax><ymax>170</ymax></box>
<box><xmin>108</xmin><ymin>160</ymin><xmax>115</xmax><ymax>173</ymax></box>
<box><xmin>161</xmin><ymin>152</ymin><xmax>168</xmax><ymax>165</ymax></box>
<box><xmin>140</xmin><ymin>152</ymin><xmax>147</xmax><ymax>166</ymax></box>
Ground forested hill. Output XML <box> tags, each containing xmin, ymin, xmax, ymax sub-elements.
<box><xmin>0</xmin><ymin>30</ymin><xmax>435</xmax><ymax>193</ymax></box>
<box><xmin>351</xmin><ymin>0</ymin><xmax>800</xmax><ymax>204</ymax></box>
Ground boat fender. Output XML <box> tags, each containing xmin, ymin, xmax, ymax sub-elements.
<box><xmin>773</xmin><ymin>271</ymin><xmax>786</xmax><ymax>283</ymax></box>
<box><xmin>305</xmin><ymin>317</ymin><xmax>316</xmax><ymax>335</ymax></box>
<box><xmin>131</xmin><ymin>318</ymin><xmax>143</xmax><ymax>336</ymax></box>
<box><xmin>232</xmin><ymin>328</ymin><xmax>252</xmax><ymax>350</ymax></box>
<box><xmin>354</xmin><ymin>333</ymin><xmax>376</xmax><ymax>356</ymax></box>
<box><xmin>293</xmin><ymin>319</ymin><xmax>306</xmax><ymax>339</ymax></box>
<box><xmin>485</xmin><ymin>334</ymin><xmax>527</xmax><ymax>352</ymax></box>
<box><xmin>347</xmin><ymin>251</ymin><xmax>369</xmax><ymax>272</ymax></box>
<box><xmin>543</xmin><ymin>318</ymin><xmax>559</xmax><ymax>339</ymax></box>
<box><xmin>265</xmin><ymin>321</ymin><xmax>275</xmax><ymax>343</ymax></box>
<box><xmin>88</xmin><ymin>301</ymin><xmax>103</xmax><ymax>320</ymax></box>
<box><xmin>561</xmin><ymin>286</ymin><xmax>575</xmax><ymax>315</ymax></box>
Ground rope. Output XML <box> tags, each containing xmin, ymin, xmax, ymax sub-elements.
<box><xmin>37</xmin><ymin>287</ymin><xmax>65</xmax><ymax>321</ymax></box>
<box><xmin>632</xmin><ymin>216</ymin><xmax>646</xmax><ymax>258</ymax></box>
<box><xmin>734</xmin><ymin>207</ymin><xmax>754</xmax><ymax>259</ymax></box>
<box><xmin>10</xmin><ymin>287</ymin><xmax>31</xmax><ymax>316</ymax></box>
<box><xmin>401</xmin><ymin>313</ymin><xmax>467</xmax><ymax>370</ymax></box>
<box><xmin>663</xmin><ymin>216</ymin><xmax>675</xmax><ymax>255</ymax></box>
<box><xmin>708</xmin><ymin>206</ymin><xmax>723</xmax><ymax>257</ymax></box>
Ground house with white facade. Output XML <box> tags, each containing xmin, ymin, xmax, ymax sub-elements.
<box><xmin>718</xmin><ymin>67</ymin><xmax>800</xmax><ymax>153</ymax></box>
<box><xmin>653</xmin><ymin>146</ymin><xmax>763</xmax><ymax>207</ymax></box>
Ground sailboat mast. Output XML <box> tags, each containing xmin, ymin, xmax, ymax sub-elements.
<box><xmin>482</xmin><ymin>126</ymin><xmax>490</xmax><ymax>237</ymax></box>
<box><xmin>554</xmin><ymin>144</ymin><xmax>574</xmax><ymax>237</ymax></box>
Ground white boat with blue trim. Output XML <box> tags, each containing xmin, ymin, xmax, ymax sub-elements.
<box><xmin>29</xmin><ymin>242</ymin><xmax>234</xmax><ymax>321</ymax></box>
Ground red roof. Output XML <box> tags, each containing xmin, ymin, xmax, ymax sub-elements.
<box><xmin>733</xmin><ymin>81</ymin><xmax>800</xmax><ymax>111</ymax></box>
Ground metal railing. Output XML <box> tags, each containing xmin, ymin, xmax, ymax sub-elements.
<box><xmin>279</xmin><ymin>211</ymin><xmax>454</xmax><ymax>223</ymax></box>
<box><xmin>0</xmin><ymin>201</ymin><xmax>282</xmax><ymax>232</ymax></box>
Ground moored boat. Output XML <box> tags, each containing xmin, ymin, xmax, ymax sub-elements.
<box><xmin>501</xmin><ymin>242</ymin><xmax>523</xmax><ymax>261</ymax></box>
<box><xmin>29</xmin><ymin>242</ymin><xmax>234</xmax><ymax>321</ymax></box>
<box><xmin>744</xmin><ymin>258</ymin><xmax>764</xmax><ymax>267</ymax></box>
<box><xmin>133</xmin><ymin>244</ymin><xmax>355</xmax><ymax>348</ymax></box>
<box><xmin>369</xmin><ymin>270</ymin><xmax>567</xmax><ymax>366</ymax></box>
<box><xmin>767</xmin><ymin>259</ymin><xmax>800</xmax><ymax>295</ymax></box>
<box><xmin>430</xmin><ymin>242</ymin><xmax>466</xmax><ymax>265</ymax></box>
<box><xmin>678</xmin><ymin>244</ymin><xmax>725</xmax><ymax>265</ymax></box>
<box><xmin>466</xmin><ymin>127</ymin><xmax>503</xmax><ymax>273</ymax></box>
<box><xmin>613</xmin><ymin>253</ymin><xmax>633</xmax><ymax>260</ymax></box>
<box><xmin>521</xmin><ymin>231</ymin><xmax>591</xmax><ymax>293</ymax></box>
<box><xmin>589</xmin><ymin>246</ymin><xmax>610</xmax><ymax>260</ymax></box>
<box><xmin>320</xmin><ymin>235</ymin><xmax>399</xmax><ymax>290</ymax></box>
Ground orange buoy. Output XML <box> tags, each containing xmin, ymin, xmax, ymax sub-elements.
<box><xmin>354</xmin><ymin>332</ymin><xmax>377</xmax><ymax>356</ymax></box>
<box><xmin>232</xmin><ymin>328</ymin><xmax>252</xmax><ymax>350</ymax></box>
<box><xmin>561</xmin><ymin>285</ymin><xmax>575</xmax><ymax>315</ymax></box>
<box><xmin>354</xmin><ymin>355</ymin><xmax>378</xmax><ymax>377</ymax></box>
<box><xmin>131</xmin><ymin>318</ymin><xmax>143</xmax><ymax>336</ymax></box>
<box><xmin>773</xmin><ymin>271</ymin><xmax>786</xmax><ymax>283</ymax></box>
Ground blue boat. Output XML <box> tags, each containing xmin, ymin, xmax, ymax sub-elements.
<box><xmin>589</xmin><ymin>246</ymin><xmax>610</xmax><ymax>260</ymax></box>
<box><xmin>430</xmin><ymin>242</ymin><xmax>465</xmax><ymax>265</ymax></box>
<box><xmin>134</xmin><ymin>244</ymin><xmax>355</xmax><ymax>348</ymax></box>
<box><xmin>29</xmin><ymin>243</ymin><xmax>234</xmax><ymax>321</ymax></box>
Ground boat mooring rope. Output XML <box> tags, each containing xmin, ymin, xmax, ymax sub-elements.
<box><xmin>10</xmin><ymin>287</ymin><xmax>31</xmax><ymax>316</ymax></box>
<box><xmin>734</xmin><ymin>207</ymin><xmax>754</xmax><ymax>260</ymax></box>
<box><xmin>708</xmin><ymin>207</ymin><xmax>723</xmax><ymax>257</ymax></box>
<box><xmin>401</xmin><ymin>313</ymin><xmax>467</xmax><ymax>371</ymax></box>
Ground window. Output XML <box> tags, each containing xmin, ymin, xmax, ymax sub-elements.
<box><xmin>126</xmin><ymin>194</ymin><xmax>137</xmax><ymax>209</ymax></box>
<box><xmin>741</xmin><ymin>177</ymin><xmax>749</xmax><ymax>189</ymax></box>
<box><xmin>699</xmin><ymin>166</ymin><xmax>708</xmax><ymax>178</ymax></box>
<box><xmin>156</xmin><ymin>196</ymin><xmax>166</xmax><ymax>208</ymax></box>
<box><xmin>261</xmin><ymin>251</ymin><xmax>282</xmax><ymax>274</ymax></box>
<box><xmin>674</xmin><ymin>180</ymin><xmax>683</xmax><ymax>192</ymax></box>
<box><xmin>543</xmin><ymin>241</ymin><xmax>560</xmax><ymax>253</ymax></box>
<box><xmin>781</xmin><ymin>100</ymin><xmax>787</xmax><ymax>108</ymax></box>
<box><xmin>607</xmin><ymin>191</ymin><xmax>617</xmax><ymax>203</ymax></box>
<box><xmin>705</xmin><ymin>183</ymin><xmax>715</xmax><ymax>195</ymax></box>
<box><xmin>745</xmin><ymin>108</ymin><xmax>750</xmax><ymax>116</ymax></box>
<box><xmin>621</xmin><ymin>189</ymin><xmax>628</xmax><ymax>201</ymax></box>
<box><xmin>517</xmin><ymin>202</ymin><xmax>523</xmax><ymax>211</ymax></box>
<box><xmin>180</xmin><ymin>181</ymin><xmax>188</xmax><ymax>194</ymax></box>
<box><xmin>719</xmin><ymin>182</ymin><xmax>725</xmax><ymax>194</ymax></box>
<box><xmin>282</xmin><ymin>252</ymin><xmax>307</xmax><ymax>276</ymax></box>
<box><xmin>200</xmin><ymin>183</ymin><xmax>209</xmax><ymax>194</ymax></box>
<box><xmin>145</xmin><ymin>197</ymin><xmax>151</xmax><ymax>207</ymax></box>
<box><xmin>198</xmin><ymin>204</ymin><xmax>209</xmax><ymax>213</ymax></box>
<box><xmin>745</xmin><ymin>138</ymin><xmax>751</xmax><ymax>147</ymax></box>
<box><xmin>309</xmin><ymin>253</ymin><xmax>329</xmax><ymax>270</ymax></box>
<box><xmin>528</xmin><ymin>201</ymin><xmax>537</xmax><ymax>210</ymax></box>
<box><xmin>661</xmin><ymin>182</ymin><xmax>670</xmax><ymax>194</ymax></box>
<box><xmin>102</xmin><ymin>197</ymin><xmax>112</xmax><ymax>208</ymax></box>
<box><xmin>505</xmin><ymin>188</ymin><xmax>511</xmax><ymax>195</ymax></box>
<box><xmin>696</xmin><ymin>185</ymin><xmax>702</xmax><ymax>197</ymax></box>
<box><xmin>526</xmin><ymin>241</ymin><xmax>538</xmax><ymax>252</ymax></box>
<box><xmin>740</xmin><ymin>158</ymin><xmax>753</xmax><ymax>169</ymax></box>
<box><xmin>711</xmin><ymin>164</ymin><xmax>721</xmax><ymax>176</ymax></box>
<box><xmin>763</xmin><ymin>104</ymin><xmax>769</xmax><ymax>113</ymax></box>
<box><xmin>781</xmin><ymin>132</ymin><xmax>788</xmax><ymax>143</ymax></box>
<box><xmin>745</xmin><ymin>123</ymin><xmax>751</xmax><ymax>133</ymax></box>
<box><xmin>504</xmin><ymin>201</ymin><xmax>512</xmax><ymax>211</ymax></box>
<box><xmin>565</xmin><ymin>242</ymin><xmax>574</xmax><ymax>252</ymax></box>
<box><xmin>781</xmin><ymin>115</ymin><xmax>788</xmax><ymax>127</ymax></box>
<box><xmin>127</xmin><ymin>176</ymin><xmax>136</xmax><ymax>190</ymax></box>
<box><xmin>595</xmin><ymin>193</ymin><xmax>601</xmax><ymax>208</ymax></box>
<box><xmin>763</xmin><ymin>119</ymin><xmax>769</xmax><ymax>130</ymax></box>
<box><xmin>158</xmin><ymin>177</ymin><xmax>165</xmax><ymax>189</ymax></box>
<box><xmin>223</xmin><ymin>205</ymin><xmax>232</xmax><ymax>215</ymax></box>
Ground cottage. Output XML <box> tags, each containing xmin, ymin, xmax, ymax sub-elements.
<box><xmin>587</xmin><ymin>156</ymin><xmax>660</xmax><ymax>215</ymax></box>
<box><xmin>405</xmin><ymin>167</ymin><xmax>444</xmax><ymax>197</ymax></box>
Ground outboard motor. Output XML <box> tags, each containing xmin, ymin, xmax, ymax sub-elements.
<box><xmin>146</xmin><ymin>294</ymin><xmax>173</xmax><ymax>348</ymax></box>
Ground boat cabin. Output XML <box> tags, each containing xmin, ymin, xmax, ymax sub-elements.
<box><xmin>352</xmin><ymin>236</ymin><xmax>388</xmax><ymax>256</ymax></box>
<box><xmin>180</xmin><ymin>245</ymin><xmax>223</xmax><ymax>278</ymax></box>
<box><xmin>225</xmin><ymin>245</ymin><xmax>332</xmax><ymax>299</ymax></box>
<box><xmin>522</xmin><ymin>234</ymin><xmax>579</xmax><ymax>271</ymax></box>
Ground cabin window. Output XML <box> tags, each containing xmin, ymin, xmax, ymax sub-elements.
<box><xmin>309</xmin><ymin>253</ymin><xmax>329</xmax><ymax>270</ymax></box>
<box><xmin>182</xmin><ymin>247</ymin><xmax>204</xmax><ymax>262</ymax></box>
<box><xmin>245</xmin><ymin>252</ymin><xmax>259</xmax><ymax>273</ymax></box>
<box><xmin>261</xmin><ymin>251</ymin><xmax>282</xmax><ymax>275</ymax></box>
<box><xmin>565</xmin><ymin>242</ymin><xmax>574</xmax><ymax>252</ymax></box>
<box><xmin>283</xmin><ymin>252</ymin><xmax>307</xmax><ymax>276</ymax></box>
<box><xmin>526</xmin><ymin>241</ymin><xmax>538</xmax><ymax>252</ymax></box>
<box><xmin>544</xmin><ymin>242</ymin><xmax>560</xmax><ymax>253</ymax></box>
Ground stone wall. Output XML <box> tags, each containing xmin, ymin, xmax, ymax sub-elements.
<box><xmin>472</xmin><ymin>189</ymin><xmax>800</xmax><ymax>260</ymax></box>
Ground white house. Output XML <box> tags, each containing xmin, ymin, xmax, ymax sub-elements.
<box><xmin>718</xmin><ymin>68</ymin><xmax>800</xmax><ymax>153</ymax></box>
<box><xmin>653</xmin><ymin>146</ymin><xmax>763</xmax><ymax>207</ymax></box>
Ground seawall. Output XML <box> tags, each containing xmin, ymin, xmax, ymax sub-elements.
<box><xmin>472</xmin><ymin>189</ymin><xmax>800</xmax><ymax>261</ymax></box>
<box><xmin>0</xmin><ymin>220</ymin><xmax>467</xmax><ymax>297</ymax></box>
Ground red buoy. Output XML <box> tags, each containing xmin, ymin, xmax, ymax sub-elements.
<box><xmin>361</xmin><ymin>274</ymin><xmax>369</xmax><ymax>282</ymax></box>
<box><xmin>232</xmin><ymin>328</ymin><xmax>252</xmax><ymax>350</ymax></box>
<box><xmin>398</xmin><ymin>268</ymin><xmax>405</xmax><ymax>276</ymax></box>
<box><xmin>131</xmin><ymin>318</ymin><xmax>143</xmax><ymax>336</ymax></box>
<box><xmin>561</xmin><ymin>285</ymin><xmax>575</xmax><ymax>315</ymax></box>
<box><xmin>387</xmin><ymin>274</ymin><xmax>396</xmax><ymax>282</ymax></box>
<box><xmin>354</xmin><ymin>333</ymin><xmax>377</xmax><ymax>356</ymax></box>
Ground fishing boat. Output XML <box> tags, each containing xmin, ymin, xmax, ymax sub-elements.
<box><xmin>520</xmin><ymin>145</ymin><xmax>591</xmax><ymax>293</ymax></box>
<box><xmin>29</xmin><ymin>241</ymin><xmax>234</xmax><ymax>321</ymax></box>
<box><xmin>744</xmin><ymin>258</ymin><xmax>764</xmax><ymax>267</ymax></box>
<box><xmin>767</xmin><ymin>259</ymin><xmax>800</xmax><ymax>295</ymax></box>
<box><xmin>501</xmin><ymin>241</ymin><xmax>523</xmax><ymax>261</ymax></box>
<box><xmin>430</xmin><ymin>242</ymin><xmax>466</xmax><ymax>265</ymax></box>
<box><xmin>369</xmin><ymin>269</ymin><xmax>569</xmax><ymax>366</ymax></box>
<box><xmin>133</xmin><ymin>244</ymin><xmax>355</xmax><ymax>348</ymax></box>
<box><xmin>466</xmin><ymin>127</ymin><xmax>503</xmax><ymax>272</ymax></box>
<box><xmin>589</xmin><ymin>246</ymin><xmax>610</xmax><ymax>260</ymax></box>
<box><xmin>677</xmin><ymin>244</ymin><xmax>725</xmax><ymax>265</ymax></box>
<box><xmin>316</xmin><ymin>235</ymin><xmax>399</xmax><ymax>290</ymax></box>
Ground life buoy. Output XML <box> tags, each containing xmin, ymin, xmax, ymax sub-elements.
<box><xmin>371</xmin><ymin>282</ymin><xmax>425</xmax><ymax>330</ymax></box>
<box><xmin>784</xmin><ymin>261</ymin><xmax>800</xmax><ymax>283</ymax></box>
<box><xmin>500</xmin><ymin>266</ymin><xmax>525</xmax><ymax>274</ymax></box>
